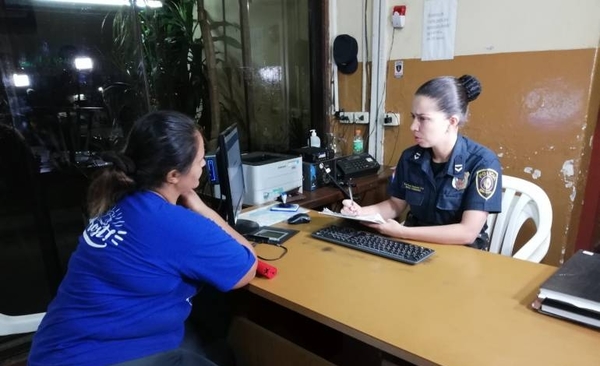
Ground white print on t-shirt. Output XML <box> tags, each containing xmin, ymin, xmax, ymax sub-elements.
<box><xmin>83</xmin><ymin>207</ymin><xmax>128</xmax><ymax>248</ymax></box>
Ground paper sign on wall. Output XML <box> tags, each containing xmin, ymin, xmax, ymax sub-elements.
<box><xmin>394</xmin><ymin>60</ymin><xmax>404</xmax><ymax>78</ymax></box>
<box><xmin>421</xmin><ymin>0</ymin><xmax>458</xmax><ymax>61</ymax></box>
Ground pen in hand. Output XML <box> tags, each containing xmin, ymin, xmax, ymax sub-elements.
<box><xmin>348</xmin><ymin>183</ymin><xmax>353</xmax><ymax>203</ymax></box>
<box><xmin>344</xmin><ymin>180</ymin><xmax>358</xmax><ymax>216</ymax></box>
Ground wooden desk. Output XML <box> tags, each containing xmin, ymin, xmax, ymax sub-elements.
<box><xmin>249</xmin><ymin>213</ymin><xmax>600</xmax><ymax>366</ymax></box>
<box><xmin>293</xmin><ymin>166</ymin><xmax>394</xmax><ymax>209</ymax></box>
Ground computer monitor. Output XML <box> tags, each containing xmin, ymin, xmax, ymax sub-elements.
<box><xmin>216</xmin><ymin>124</ymin><xmax>259</xmax><ymax>235</ymax></box>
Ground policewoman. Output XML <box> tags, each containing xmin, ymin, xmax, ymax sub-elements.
<box><xmin>341</xmin><ymin>75</ymin><xmax>502</xmax><ymax>249</ymax></box>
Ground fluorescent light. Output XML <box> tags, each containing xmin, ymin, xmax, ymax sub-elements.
<box><xmin>13</xmin><ymin>74</ymin><xmax>30</xmax><ymax>87</ymax></box>
<box><xmin>258</xmin><ymin>67</ymin><xmax>282</xmax><ymax>83</ymax></box>
<box><xmin>69</xmin><ymin>94</ymin><xmax>87</xmax><ymax>103</ymax></box>
<box><xmin>74</xmin><ymin>57</ymin><xmax>93</xmax><ymax>70</ymax></box>
<box><xmin>135</xmin><ymin>0</ymin><xmax>162</xmax><ymax>7</ymax></box>
<box><xmin>37</xmin><ymin>0</ymin><xmax>163</xmax><ymax>8</ymax></box>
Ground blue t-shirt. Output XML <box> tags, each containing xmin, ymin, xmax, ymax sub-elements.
<box><xmin>389</xmin><ymin>135</ymin><xmax>502</xmax><ymax>231</ymax></box>
<box><xmin>29</xmin><ymin>191</ymin><xmax>255</xmax><ymax>366</ymax></box>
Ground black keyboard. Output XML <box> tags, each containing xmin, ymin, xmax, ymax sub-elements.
<box><xmin>311</xmin><ymin>225</ymin><xmax>435</xmax><ymax>265</ymax></box>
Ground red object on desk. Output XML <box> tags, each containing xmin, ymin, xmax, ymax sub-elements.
<box><xmin>256</xmin><ymin>260</ymin><xmax>277</xmax><ymax>279</ymax></box>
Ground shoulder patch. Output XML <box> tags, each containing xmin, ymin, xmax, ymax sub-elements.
<box><xmin>475</xmin><ymin>169</ymin><xmax>498</xmax><ymax>200</ymax></box>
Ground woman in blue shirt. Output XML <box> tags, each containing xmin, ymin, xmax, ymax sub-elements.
<box><xmin>29</xmin><ymin>111</ymin><xmax>257</xmax><ymax>365</ymax></box>
<box><xmin>342</xmin><ymin>75</ymin><xmax>502</xmax><ymax>249</ymax></box>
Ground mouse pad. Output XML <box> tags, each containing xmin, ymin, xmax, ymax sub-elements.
<box><xmin>245</xmin><ymin>226</ymin><xmax>299</xmax><ymax>245</ymax></box>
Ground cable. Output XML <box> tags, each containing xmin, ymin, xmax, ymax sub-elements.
<box><xmin>365</xmin><ymin>28</ymin><xmax>397</xmax><ymax>148</ymax></box>
<box><xmin>255</xmin><ymin>243</ymin><xmax>288</xmax><ymax>261</ymax></box>
<box><xmin>385</xmin><ymin>130</ymin><xmax>402</xmax><ymax>167</ymax></box>
<box><xmin>318</xmin><ymin>161</ymin><xmax>351</xmax><ymax>199</ymax></box>
<box><xmin>363</xmin><ymin>0</ymin><xmax>369</xmax><ymax>63</ymax></box>
<box><xmin>384</xmin><ymin>109</ymin><xmax>403</xmax><ymax>167</ymax></box>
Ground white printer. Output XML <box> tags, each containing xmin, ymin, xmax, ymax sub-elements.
<box><xmin>241</xmin><ymin>152</ymin><xmax>302</xmax><ymax>205</ymax></box>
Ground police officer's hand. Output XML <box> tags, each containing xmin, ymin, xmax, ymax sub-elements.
<box><xmin>364</xmin><ymin>219</ymin><xmax>403</xmax><ymax>237</ymax></box>
<box><xmin>341</xmin><ymin>199</ymin><xmax>362</xmax><ymax>216</ymax></box>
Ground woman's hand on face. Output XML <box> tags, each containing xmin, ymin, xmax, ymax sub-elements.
<box><xmin>178</xmin><ymin>190</ymin><xmax>209</xmax><ymax>214</ymax></box>
<box><xmin>341</xmin><ymin>199</ymin><xmax>362</xmax><ymax>216</ymax></box>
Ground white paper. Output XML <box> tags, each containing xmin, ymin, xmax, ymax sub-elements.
<box><xmin>319</xmin><ymin>208</ymin><xmax>386</xmax><ymax>224</ymax></box>
<box><xmin>238</xmin><ymin>204</ymin><xmax>309</xmax><ymax>227</ymax></box>
<box><xmin>422</xmin><ymin>0</ymin><xmax>458</xmax><ymax>61</ymax></box>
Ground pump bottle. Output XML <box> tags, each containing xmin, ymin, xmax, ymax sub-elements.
<box><xmin>308</xmin><ymin>129</ymin><xmax>321</xmax><ymax>148</ymax></box>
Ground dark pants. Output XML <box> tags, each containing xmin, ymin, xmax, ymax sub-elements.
<box><xmin>112</xmin><ymin>348</ymin><xmax>217</xmax><ymax>366</ymax></box>
<box><xmin>112</xmin><ymin>327</ymin><xmax>219</xmax><ymax>366</ymax></box>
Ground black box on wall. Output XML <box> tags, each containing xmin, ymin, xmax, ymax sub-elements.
<box><xmin>302</xmin><ymin>159</ymin><xmax>338</xmax><ymax>191</ymax></box>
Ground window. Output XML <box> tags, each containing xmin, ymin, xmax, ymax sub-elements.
<box><xmin>0</xmin><ymin>0</ymin><xmax>327</xmax><ymax>312</ymax></box>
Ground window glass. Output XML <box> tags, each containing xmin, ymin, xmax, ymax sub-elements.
<box><xmin>0</xmin><ymin>0</ymin><xmax>316</xmax><ymax>312</ymax></box>
<box><xmin>205</xmin><ymin>0</ymin><xmax>311</xmax><ymax>151</ymax></box>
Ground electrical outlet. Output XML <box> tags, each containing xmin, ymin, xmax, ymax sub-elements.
<box><xmin>384</xmin><ymin>112</ymin><xmax>400</xmax><ymax>126</ymax></box>
<box><xmin>338</xmin><ymin>111</ymin><xmax>354</xmax><ymax>124</ymax></box>
<box><xmin>354</xmin><ymin>112</ymin><xmax>370</xmax><ymax>124</ymax></box>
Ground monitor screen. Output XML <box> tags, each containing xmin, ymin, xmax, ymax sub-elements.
<box><xmin>216</xmin><ymin>125</ymin><xmax>259</xmax><ymax>235</ymax></box>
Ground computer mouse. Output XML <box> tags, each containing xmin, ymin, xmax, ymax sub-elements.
<box><xmin>287</xmin><ymin>213</ymin><xmax>311</xmax><ymax>224</ymax></box>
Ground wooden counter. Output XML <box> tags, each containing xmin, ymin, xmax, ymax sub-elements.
<box><xmin>248</xmin><ymin>213</ymin><xmax>600</xmax><ymax>366</ymax></box>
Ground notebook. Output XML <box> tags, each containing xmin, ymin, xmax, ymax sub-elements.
<box><xmin>533</xmin><ymin>297</ymin><xmax>600</xmax><ymax>329</ymax></box>
<box><xmin>537</xmin><ymin>250</ymin><xmax>600</xmax><ymax>313</ymax></box>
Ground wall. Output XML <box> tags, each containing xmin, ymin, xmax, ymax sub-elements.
<box><xmin>333</xmin><ymin>0</ymin><xmax>600</xmax><ymax>265</ymax></box>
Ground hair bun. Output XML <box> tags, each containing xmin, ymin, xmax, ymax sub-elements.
<box><xmin>458</xmin><ymin>74</ymin><xmax>481</xmax><ymax>103</ymax></box>
<box><xmin>101</xmin><ymin>151</ymin><xmax>136</xmax><ymax>175</ymax></box>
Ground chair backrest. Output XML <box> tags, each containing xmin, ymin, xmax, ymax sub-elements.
<box><xmin>0</xmin><ymin>312</ymin><xmax>45</xmax><ymax>336</ymax></box>
<box><xmin>486</xmin><ymin>175</ymin><xmax>552</xmax><ymax>263</ymax></box>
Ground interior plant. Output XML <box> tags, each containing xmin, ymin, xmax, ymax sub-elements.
<box><xmin>105</xmin><ymin>0</ymin><xmax>250</xmax><ymax>150</ymax></box>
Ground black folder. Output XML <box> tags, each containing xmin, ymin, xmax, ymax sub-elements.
<box><xmin>533</xmin><ymin>250</ymin><xmax>600</xmax><ymax>327</ymax></box>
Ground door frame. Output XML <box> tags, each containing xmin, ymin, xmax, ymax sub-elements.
<box><xmin>576</xmin><ymin>104</ymin><xmax>600</xmax><ymax>251</ymax></box>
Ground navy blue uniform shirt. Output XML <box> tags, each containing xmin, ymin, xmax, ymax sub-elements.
<box><xmin>389</xmin><ymin>135</ymin><xmax>502</xmax><ymax>235</ymax></box>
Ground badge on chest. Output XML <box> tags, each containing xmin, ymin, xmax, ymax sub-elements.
<box><xmin>452</xmin><ymin>172</ymin><xmax>469</xmax><ymax>190</ymax></box>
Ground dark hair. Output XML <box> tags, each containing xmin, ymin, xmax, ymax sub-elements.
<box><xmin>88</xmin><ymin>111</ymin><xmax>200</xmax><ymax>217</ymax></box>
<box><xmin>415</xmin><ymin>74</ymin><xmax>482</xmax><ymax>125</ymax></box>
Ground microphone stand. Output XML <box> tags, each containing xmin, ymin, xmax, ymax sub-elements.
<box><xmin>318</xmin><ymin>162</ymin><xmax>355</xmax><ymax>200</ymax></box>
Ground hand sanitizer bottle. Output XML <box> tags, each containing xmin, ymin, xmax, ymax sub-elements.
<box><xmin>308</xmin><ymin>129</ymin><xmax>321</xmax><ymax>147</ymax></box>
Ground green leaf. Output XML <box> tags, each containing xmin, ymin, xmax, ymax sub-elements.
<box><xmin>212</xmin><ymin>35</ymin><xmax>242</xmax><ymax>48</ymax></box>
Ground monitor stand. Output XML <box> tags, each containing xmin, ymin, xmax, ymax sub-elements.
<box><xmin>235</xmin><ymin>219</ymin><xmax>260</xmax><ymax>235</ymax></box>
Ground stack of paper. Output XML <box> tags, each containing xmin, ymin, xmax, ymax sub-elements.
<box><xmin>532</xmin><ymin>250</ymin><xmax>600</xmax><ymax>328</ymax></box>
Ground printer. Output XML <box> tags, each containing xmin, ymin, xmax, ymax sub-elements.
<box><xmin>241</xmin><ymin>152</ymin><xmax>302</xmax><ymax>205</ymax></box>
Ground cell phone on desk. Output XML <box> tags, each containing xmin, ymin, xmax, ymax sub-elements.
<box><xmin>336</xmin><ymin>153</ymin><xmax>380</xmax><ymax>179</ymax></box>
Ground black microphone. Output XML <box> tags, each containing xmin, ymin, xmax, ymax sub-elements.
<box><xmin>318</xmin><ymin>162</ymin><xmax>353</xmax><ymax>200</ymax></box>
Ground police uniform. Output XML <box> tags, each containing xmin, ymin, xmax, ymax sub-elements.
<box><xmin>389</xmin><ymin>135</ymin><xmax>502</xmax><ymax>249</ymax></box>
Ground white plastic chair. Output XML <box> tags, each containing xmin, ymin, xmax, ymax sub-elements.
<box><xmin>0</xmin><ymin>312</ymin><xmax>45</xmax><ymax>336</ymax></box>
<box><xmin>486</xmin><ymin>175</ymin><xmax>552</xmax><ymax>263</ymax></box>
